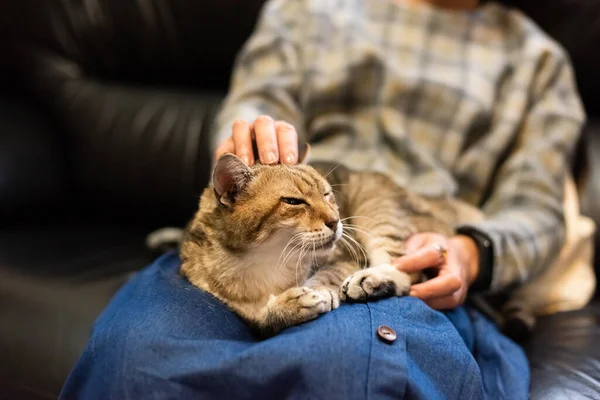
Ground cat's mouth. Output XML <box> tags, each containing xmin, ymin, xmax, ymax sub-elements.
<box><xmin>313</xmin><ymin>234</ymin><xmax>338</xmax><ymax>250</ymax></box>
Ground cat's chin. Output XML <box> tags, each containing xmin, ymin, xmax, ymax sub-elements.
<box><xmin>313</xmin><ymin>235</ymin><xmax>338</xmax><ymax>251</ymax></box>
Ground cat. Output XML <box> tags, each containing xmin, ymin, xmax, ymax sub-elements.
<box><xmin>148</xmin><ymin>147</ymin><xmax>596</xmax><ymax>341</ymax></box>
<box><xmin>172</xmin><ymin>150</ymin><xmax>479</xmax><ymax>337</ymax></box>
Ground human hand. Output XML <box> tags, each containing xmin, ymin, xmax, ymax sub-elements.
<box><xmin>215</xmin><ymin>116</ymin><xmax>299</xmax><ymax>165</ymax></box>
<box><xmin>393</xmin><ymin>233</ymin><xmax>480</xmax><ymax>310</ymax></box>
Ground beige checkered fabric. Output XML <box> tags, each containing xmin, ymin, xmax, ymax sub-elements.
<box><xmin>212</xmin><ymin>0</ymin><xmax>586</xmax><ymax>293</ymax></box>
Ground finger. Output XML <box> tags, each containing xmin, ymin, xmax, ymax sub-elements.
<box><xmin>253</xmin><ymin>115</ymin><xmax>279</xmax><ymax>164</ymax></box>
<box><xmin>409</xmin><ymin>274</ymin><xmax>461</xmax><ymax>300</ymax></box>
<box><xmin>425</xmin><ymin>296</ymin><xmax>459</xmax><ymax>311</ymax></box>
<box><xmin>394</xmin><ymin>245</ymin><xmax>445</xmax><ymax>272</ymax></box>
<box><xmin>405</xmin><ymin>233</ymin><xmax>430</xmax><ymax>252</ymax></box>
<box><xmin>275</xmin><ymin>121</ymin><xmax>298</xmax><ymax>164</ymax></box>
<box><xmin>215</xmin><ymin>137</ymin><xmax>235</xmax><ymax>161</ymax></box>
<box><xmin>232</xmin><ymin>120</ymin><xmax>254</xmax><ymax>165</ymax></box>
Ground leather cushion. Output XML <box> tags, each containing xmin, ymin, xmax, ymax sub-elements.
<box><xmin>0</xmin><ymin>94</ymin><xmax>66</xmax><ymax>224</ymax></box>
<box><xmin>527</xmin><ymin>301</ymin><xmax>600</xmax><ymax>398</ymax></box>
<box><xmin>0</xmin><ymin>221</ymin><xmax>153</xmax><ymax>399</ymax></box>
<box><xmin>4</xmin><ymin>81</ymin><xmax>219</xmax><ymax>225</ymax></box>
<box><xmin>2</xmin><ymin>0</ymin><xmax>267</xmax><ymax>89</ymax></box>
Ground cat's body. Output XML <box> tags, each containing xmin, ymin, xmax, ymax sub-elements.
<box><xmin>178</xmin><ymin>154</ymin><xmax>480</xmax><ymax>336</ymax></box>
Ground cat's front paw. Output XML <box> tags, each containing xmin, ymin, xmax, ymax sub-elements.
<box><xmin>266</xmin><ymin>287</ymin><xmax>332</xmax><ymax>328</ymax></box>
<box><xmin>310</xmin><ymin>286</ymin><xmax>340</xmax><ymax>310</ymax></box>
<box><xmin>340</xmin><ymin>264</ymin><xmax>411</xmax><ymax>302</ymax></box>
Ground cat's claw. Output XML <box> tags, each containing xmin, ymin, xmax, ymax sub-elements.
<box><xmin>340</xmin><ymin>264</ymin><xmax>411</xmax><ymax>302</ymax></box>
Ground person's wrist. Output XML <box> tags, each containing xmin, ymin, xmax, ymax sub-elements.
<box><xmin>450</xmin><ymin>235</ymin><xmax>480</xmax><ymax>287</ymax></box>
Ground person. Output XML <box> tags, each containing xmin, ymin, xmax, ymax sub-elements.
<box><xmin>59</xmin><ymin>0</ymin><xmax>585</xmax><ymax>398</ymax></box>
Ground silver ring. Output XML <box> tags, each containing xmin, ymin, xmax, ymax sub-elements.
<box><xmin>432</xmin><ymin>243</ymin><xmax>447</xmax><ymax>261</ymax></box>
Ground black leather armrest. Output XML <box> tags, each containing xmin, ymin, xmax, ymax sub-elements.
<box><xmin>66</xmin><ymin>83</ymin><xmax>220</xmax><ymax>225</ymax></box>
<box><xmin>50</xmin><ymin>73</ymin><xmax>220</xmax><ymax>225</ymax></box>
<box><xmin>527</xmin><ymin>301</ymin><xmax>600</xmax><ymax>399</ymax></box>
<box><xmin>2</xmin><ymin>0</ymin><xmax>269</xmax><ymax>226</ymax></box>
<box><xmin>0</xmin><ymin>94</ymin><xmax>65</xmax><ymax>224</ymax></box>
<box><xmin>20</xmin><ymin>51</ymin><xmax>222</xmax><ymax>225</ymax></box>
<box><xmin>7</xmin><ymin>44</ymin><xmax>221</xmax><ymax>226</ymax></box>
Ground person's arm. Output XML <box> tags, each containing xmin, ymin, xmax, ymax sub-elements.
<box><xmin>456</xmin><ymin>52</ymin><xmax>586</xmax><ymax>294</ymax></box>
<box><xmin>395</xmin><ymin>50</ymin><xmax>586</xmax><ymax>308</ymax></box>
<box><xmin>212</xmin><ymin>0</ymin><xmax>305</xmax><ymax>165</ymax></box>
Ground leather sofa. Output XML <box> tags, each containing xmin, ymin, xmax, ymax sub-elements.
<box><xmin>1</xmin><ymin>1</ymin><xmax>599</xmax><ymax>398</ymax></box>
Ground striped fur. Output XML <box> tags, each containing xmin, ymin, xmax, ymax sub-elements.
<box><xmin>180</xmin><ymin>155</ymin><xmax>475</xmax><ymax>336</ymax></box>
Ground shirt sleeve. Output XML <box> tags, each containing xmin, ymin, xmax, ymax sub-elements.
<box><xmin>457</xmin><ymin>52</ymin><xmax>586</xmax><ymax>294</ymax></box>
<box><xmin>210</xmin><ymin>0</ymin><xmax>305</xmax><ymax>155</ymax></box>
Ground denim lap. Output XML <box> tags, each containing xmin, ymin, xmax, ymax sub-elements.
<box><xmin>60</xmin><ymin>252</ymin><xmax>527</xmax><ymax>400</ymax></box>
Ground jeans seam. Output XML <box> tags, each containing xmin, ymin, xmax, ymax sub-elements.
<box><xmin>365</xmin><ymin>302</ymin><xmax>374</xmax><ymax>400</ymax></box>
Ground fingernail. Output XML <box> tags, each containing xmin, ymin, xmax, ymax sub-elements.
<box><xmin>264</xmin><ymin>151</ymin><xmax>277</xmax><ymax>164</ymax></box>
<box><xmin>284</xmin><ymin>153</ymin><xmax>297</xmax><ymax>164</ymax></box>
<box><xmin>241</xmin><ymin>155</ymin><xmax>250</xmax><ymax>165</ymax></box>
<box><xmin>409</xmin><ymin>290</ymin><xmax>417</xmax><ymax>297</ymax></box>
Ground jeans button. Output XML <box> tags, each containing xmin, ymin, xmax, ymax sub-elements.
<box><xmin>377</xmin><ymin>325</ymin><xmax>397</xmax><ymax>343</ymax></box>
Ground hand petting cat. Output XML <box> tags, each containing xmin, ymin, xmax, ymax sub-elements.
<box><xmin>215</xmin><ymin>116</ymin><xmax>299</xmax><ymax>165</ymax></box>
<box><xmin>394</xmin><ymin>233</ymin><xmax>480</xmax><ymax>310</ymax></box>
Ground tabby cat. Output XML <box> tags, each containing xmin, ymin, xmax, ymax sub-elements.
<box><xmin>174</xmin><ymin>151</ymin><xmax>479</xmax><ymax>336</ymax></box>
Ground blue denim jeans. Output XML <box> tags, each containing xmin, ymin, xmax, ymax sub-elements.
<box><xmin>60</xmin><ymin>252</ymin><xmax>529</xmax><ymax>399</ymax></box>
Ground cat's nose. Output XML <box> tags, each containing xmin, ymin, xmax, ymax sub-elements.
<box><xmin>325</xmin><ymin>219</ymin><xmax>339</xmax><ymax>230</ymax></box>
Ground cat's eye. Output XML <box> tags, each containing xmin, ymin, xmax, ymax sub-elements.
<box><xmin>324</xmin><ymin>192</ymin><xmax>331</xmax><ymax>197</ymax></box>
<box><xmin>280</xmin><ymin>197</ymin><xmax>307</xmax><ymax>206</ymax></box>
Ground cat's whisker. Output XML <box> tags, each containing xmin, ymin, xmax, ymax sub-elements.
<box><xmin>356</xmin><ymin>246</ymin><xmax>369</xmax><ymax>269</ymax></box>
<box><xmin>276</xmin><ymin>246</ymin><xmax>300</xmax><ymax>275</ymax></box>
<box><xmin>341</xmin><ymin>234</ymin><xmax>361</xmax><ymax>267</ymax></box>
<box><xmin>277</xmin><ymin>240</ymin><xmax>304</xmax><ymax>274</ymax></box>
<box><xmin>342</xmin><ymin>235</ymin><xmax>367</xmax><ymax>269</ymax></box>
<box><xmin>342</xmin><ymin>235</ymin><xmax>362</xmax><ymax>267</ymax></box>
<box><xmin>313</xmin><ymin>241</ymin><xmax>318</xmax><ymax>266</ymax></box>
<box><xmin>277</xmin><ymin>236</ymin><xmax>299</xmax><ymax>267</ymax></box>
<box><xmin>346</xmin><ymin>234</ymin><xmax>368</xmax><ymax>262</ymax></box>
<box><xmin>295</xmin><ymin>241</ymin><xmax>310</xmax><ymax>286</ymax></box>
<box><xmin>292</xmin><ymin>242</ymin><xmax>302</xmax><ymax>285</ymax></box>
<box><xmin>323</xmin><ymin>163</ymin><xmax>342</xmax><ymax>179</ymax></box>
<box><xmin>340</xmin><ymin>215</ymin><xmax>376</xmax><ymax>223</ymax></box>
<box><xmin>339</xmin><ymin>237</ymin><xmax>358</xmax><ymax>266</ymax></box>
<box><xmin>277</xmin><ymin>234</ymin><xmax>307</xmax><ymax>274</ymax></box>
<box><xmin>343</xmin><ymin>224</ymin><xmax>374</xmax><ymax>232</ymax></box>
<box><xmin>276</xmin><ymin>233</ymin><xmax>304</xmax><ymax>272</ymax></box>
<box><xmin>342</xmin><ymin>233</ymin><xmax>369</xmax><ymax>269</ymax></box>
<box><xmin>276</xmin><ymin>239</ymin><xmax>298</xmax><ymax>273</ymax></box>
<box><xmin>343</xmin><ymin>225</ymin><xmax>376</xmax><ymax>240</ymax></box>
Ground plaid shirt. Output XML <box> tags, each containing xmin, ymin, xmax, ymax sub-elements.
<box><xmin>212</xmin><ymin>0</ymin><xmax>586</xmax><ymax>293</ymax></box>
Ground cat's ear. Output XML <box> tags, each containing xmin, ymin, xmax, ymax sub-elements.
<box><xmin>298</xmin><ymin>143</ymin><xmax>311</xmax><ymax>165</ymax></box>
<box><xmin>213</xmin><ymin>153</ymin><xmax>254</xmax><ymax>207</ymax></box>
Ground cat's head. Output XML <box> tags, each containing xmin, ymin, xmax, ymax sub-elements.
<box><xmin>210</xmin><ymin>151</ymin><xmax>342</xmax><ymax>254</ymax></box>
